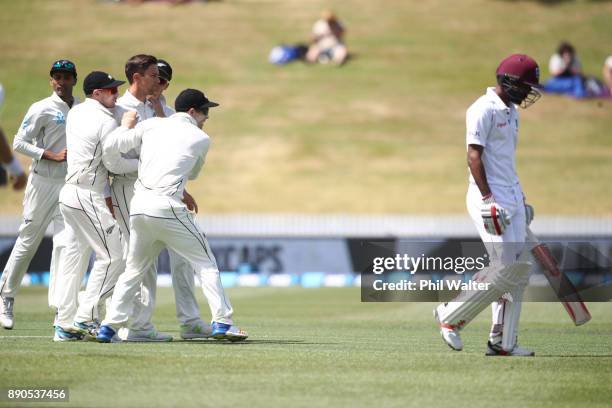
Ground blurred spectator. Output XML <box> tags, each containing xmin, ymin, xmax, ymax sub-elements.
<box><xmin>548</xmin><ymin>41</ymin><xmax>582</xmax><ymax>77</ymax></box>
<box><xmin>306</xmin><ymin>10</ymin><xmax>348</xmax><ymax>65</ymax></box>
<box><xmin>543</xmin><ymin>41</ymin><xmax>586</xmax><ymax>97</ymax></box>
<box><xmin>543</xmin><ymin>42</ymin><xmax>608</xmax><ymax>98</ymax></box>
<box><xmin>603</xmin><ymin>56</ymin><xmax>612</xmax><ymax>94</ymax></box>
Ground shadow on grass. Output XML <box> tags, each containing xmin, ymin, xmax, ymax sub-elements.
<box><xmin>497</xmin><ymin>0</ymin><xmax>612</xmax><ymax>4</ymax></box>
<box><xmin>176</xmin><ymin>339</ymin><xmax>339</xmax><ymax>346</ymax></box>
<box><xmin>535</xmin><ymin>354</ymin><xmax>612</xmax><ymax>358</ymax></box>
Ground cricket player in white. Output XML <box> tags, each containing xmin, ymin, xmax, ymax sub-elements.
<box><xmin>53</xmin><ymin>71</ymin><xmax>128</xmax><ymax>341</ymax></box>
<box><xmin>97</xmin><ymin>88</ymin><xmax>248</xmax><ymax>343</ymax></box>
<box><xmin>106</xmin><ymin>55</ymin><xmax>208</xmax><ymax>341</ymax></box>
<box><xmin>0</xmin><ymin>60</ymin><xmax>78</xmax><ymax>330</ymax></box>
<box><xmin>434</xmin><ymin>54</ymin><xmax>542</xmax><ymax>356</ymax></box>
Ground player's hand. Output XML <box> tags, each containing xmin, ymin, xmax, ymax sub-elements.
<box><xmin>146</xmin><ymin>95</ymin><xmax>166</xmax><ymax>117</ymax></box>
<box><xmin>524</xmin><ymin>204</ymin><xmax>534</xmax><ymax>226</ymax></box>
<box><xmin>183</xmin><ymin>190</ymin><xmax>198</xmax><ymax>214</ymax></box>
<box><xmin>121</xmin><ymin>111</ymin><xmax>138</xmax><ymax>129</ymax></box>
<box><xmin>10</xmin><ymin>172</ymin><xmax>27</xmax><ymax>190</ymax></box>
<box><xmin>42</xmin><ymin>148</ymin><xmax>67</xmax><ymax>162</ymax></box>
<box><xmin>480</xmin><ymin>194</ymin><xmax>510</xmax><ymax>235</ymax></box>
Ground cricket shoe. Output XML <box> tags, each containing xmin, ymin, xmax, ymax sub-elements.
<box><xmin>73</xmin><ymin>320</ymin><xmax>100</xmax><ymax>340</ymax></box>
<box><xmin>180</xmin><ymin>320</ymin><xmax>213</xmax><ymax>340</ymax></box>
<box><xmin>485</xmin><ymin>341</ymin><xmax>535</xmax><ymax>357</ymax></box>
<box><xmin>211</xmin><ymin>322</ymin><xmax>248</xmax><ymax>342</ymax></box>
<box><xmin>434</xmin><ymin>305</ymin><xmax>463</xmax><ymax>351</ymax></box>
<box><xmin>96</xmin><ymin>325</ymin><xmax>121</xmax><ymax>343</ymax></box>
<box><xmin>120</xmin><ymin>328</ymin><xmax>173</xmax><ymax>342</ymax></box>
<box><xmin>0</xmin><ymin>296</ymin><xmax>14</xmax><ymax>329</ymax></box>
<box><xmin>53</xmin><ymin>326</ymin><xmax>84</xmax><ymax>342</ymax></box>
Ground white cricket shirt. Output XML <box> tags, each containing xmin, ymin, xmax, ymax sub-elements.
<box><xmin>13</xmin><ymin>92</ymin><xmax>78</xmax><ymax>179</ymax></box>
<box><xmin>158</xmin><ymin>94</ymin><xmax>176</xmax><ymax>117</ymax></box>
<box><xmin>103</xmin><ymin>112</ymin><xmax>210</xmax><ymax>217</ymax></box>
<box><xmin>465</xmin><ymin>87</ymin><xmax>520</xmax><ymax>187</ymax></box>
<box><xmin>63</xmin><ymin>98</ymin><xmax>117</xmax><ymax>193</ymax></box>
<box><xmin>109</xmin><ymin>90</ymin><xmax>173</xmax><ymax>180</ymax></box>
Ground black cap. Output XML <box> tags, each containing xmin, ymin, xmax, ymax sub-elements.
<box><xmin>157</xmin><ymin>59</ymin><xmax>173</xmax><ymax>82</ymax></box>
<box><xmin>50</xmin><ymin>59</ymin><xmax>77</xmax><ymax>78</ymax></box>
<box><xmin>175</xmin><ymin>89</ymin><xmax>219</xmax><ymax>113</ymax></box>
<box><xmin>83</xmin><ymin>71</ymin><xmax>126</xmax><ymax>95</ymax></box>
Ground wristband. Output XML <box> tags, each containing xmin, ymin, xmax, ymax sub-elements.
<box><xmin>2</xmin><ymin>157</ymin><xmax>24</xmax><ymax>176</ymax></box>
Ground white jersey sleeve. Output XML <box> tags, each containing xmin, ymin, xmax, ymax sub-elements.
<box><xmin>102</xmin><ymin>122</ymin><xmax>145</xmax><ymax>156</ymax></box>
<box><xmin>466</xmin><ymin>103</ymin><xmax>492</xmax><ymax>147</ymax></box>
<box><xmin>163</xmin><ymin>104</ymin><xmax>175</xmax><ymax>117</ymax></box>
<box><xmin>188</xmin><ymin>138</ymin><xmax>210</xmax><ymax>181</ymax></box>
<box><xmin>13</xmin><ymin>103</ymin><xmax>46</xmax><ymax>159</ymax></box>
<box><xmin>101</xmin><ymin>124</ymin><xmax>141</xmax><ymax>174</ymax></box>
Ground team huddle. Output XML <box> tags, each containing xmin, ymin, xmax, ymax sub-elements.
<box><xmin>0</xmin><ymin>54</ymin><xmax>247</xmax><ymax>343</ymax></box>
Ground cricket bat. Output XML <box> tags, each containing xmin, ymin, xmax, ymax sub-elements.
<box><xmin>527</xmin><ymin>228</ymin><xmax>591</xmax><ymax>326</ymax></box>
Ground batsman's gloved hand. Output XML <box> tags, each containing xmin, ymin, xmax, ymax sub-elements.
<box><xmin>480</xmin><ymin>193</ymin><xmax>510</xmax><ymax>235</ymax></box>
<box><xmin>524</xmin><ymin>203</ymin><xmax>534</xmax><ymax>226</ymax></box>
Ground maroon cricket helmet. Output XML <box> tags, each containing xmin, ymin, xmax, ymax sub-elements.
<box><xmin>496</xmin><ymin>54</ymin><xmax>540</xmax><ymax>88</ymax></box>
<box><xmin>496</xmin><ymin>54</ymin><xmax>541</xmax><ymax>108</ymax></box>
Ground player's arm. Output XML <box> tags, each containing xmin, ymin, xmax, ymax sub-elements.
<box><xmin>0</xmin><ymin>127</ymin><xmax>27</xmax><ymax>190</ymax></box>
<box><xmin>188</xmin><ymin>155</ymin><xmax>205</xmax><ymax>181</ymax></box>
<box><xmin>467</xmin><ymin>144</ymin><xmax>491</xmax><ymax>197</ymax></box>
<box><xmin>468</xmin><ymin>145</ymin><xmax>509</xmax><ymax>235</ymax></box>
<box><xmin>183</xmin><ymin>139</ymin><xmax>210</xmax><ymax>213</ymax></box>
<box><xmin>103</xmin><ymin>111</ymin><xmax>142</xmax><ymax>153</ymax></box>
<box><xmin>466</xmin><ymin>109</ymin><xmax>508</xmax><ymax>235</ymax></box>
<box><xmin>182</xmin><ymin>189</ymin><xmax>198</xmax><ymax>213</ymax></box>
<box><xmin>101</xmin><ymin>128</ymin><xmax>139</xmax><ymax>174</ymax></box>
<box><xmin>13</xmin><ymin>106</ymin><xmax>66</xmax><ymax>162</ymax></box>
<box><xmin>188</xmin><ymin>137</ymin><xmax>210</xmax><ymax>181</ymax></box>
<box><xmin>182</xmin><ymin>160</ymin><xmax>204</xmax><ymax>215</ymax></box>
<box><xmin>101</xmin><ymin>112</ymin><xmax>141</xmax><ymax>173</ymax></box>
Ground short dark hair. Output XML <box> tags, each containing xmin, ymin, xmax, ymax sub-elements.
<box><xmin>125</xmin><ymin>54</ymin><xmax>158</xmax><ymax>84</ymax></box>
<box><xmin>557</xmin><ymin>41</ymin><xmax>575</xmax><ymax>56</ymax></box>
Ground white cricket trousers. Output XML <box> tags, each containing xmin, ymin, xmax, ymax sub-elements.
<box><xmin>467</xmin><ymin>182</ymin><xmax>527</xmax><ymax>265</ymax></box>
<box><xmin>467</xmin><ymin>182</ymin><xmax>528</xmax><ymax>341</ymax></box>
<box><xmin>110</xmin><ymin>177</ymin><xmax>202</xmax><ymax>330</ymax></box>
<box><xmin>0</xmin><ymin>174</ymin><xmax>67</xmax><ymax>307</ymax></box>
<box><xmin>103</xmin><ymin>211</ymin><xmax>233</xmax><ymax>329</ymax></box>
<box><xmin>55</xmin><ymin>185</ymin><xmax>124</xmax><ymax>326</ymax></box>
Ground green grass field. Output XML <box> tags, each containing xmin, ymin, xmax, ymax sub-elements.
<box><xmin>1</xmin><ymin>0</ymin><xmax>612</xmax><ymax>214</ymax></box>
<box><xmin>0</xmin><ymin>287</ymin><xmax>611</xmax><ymax>407</ymax></box>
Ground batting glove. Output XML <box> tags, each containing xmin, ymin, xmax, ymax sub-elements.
<box><xmin>481</xmin><ymin>194</ymin><xmax>510</xmax><ymax>235</ymax></box>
